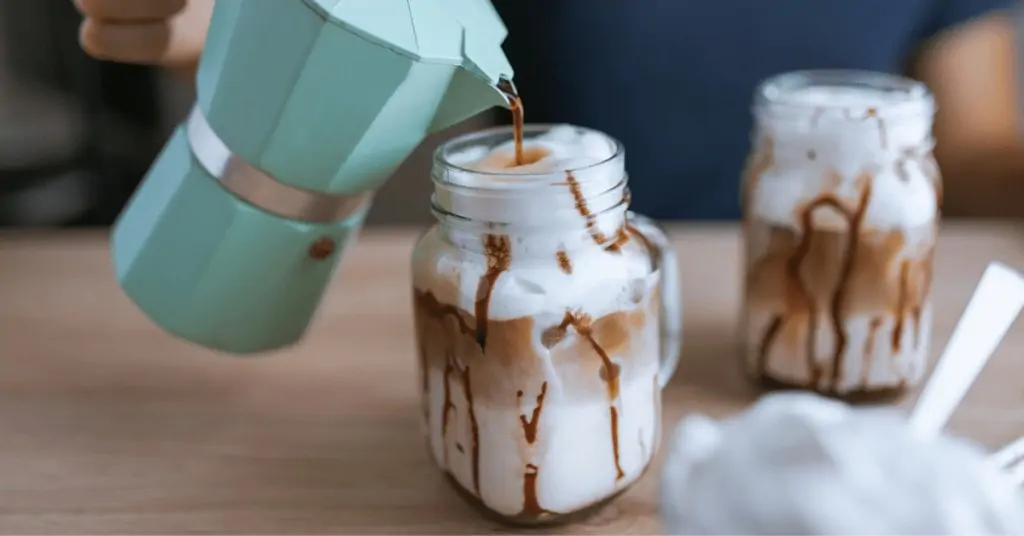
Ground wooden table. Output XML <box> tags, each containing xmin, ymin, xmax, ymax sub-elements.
<box><xmin>2</xmin><ymin>222</ymin><xmax>1024</xmax><ymax>534</ymax></box>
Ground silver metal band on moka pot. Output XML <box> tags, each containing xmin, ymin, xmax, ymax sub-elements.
<box><xmin>185</xmin><ymin>106</ymin><xmax>372</xmax><ymax>223</ymax></box>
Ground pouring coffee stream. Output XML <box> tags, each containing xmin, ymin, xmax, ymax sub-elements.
<box><xmin>497</xmin><ymin>77</ymin><xmax>526</xmax><ymax>166</ymax></box>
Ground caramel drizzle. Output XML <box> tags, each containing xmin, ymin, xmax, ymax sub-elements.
<box><xmin>892</xmin><ymin>260</ymin><xmax>910</xmax><ymax>353</ymax></box>
<box><xmin>439</xmin><ymin>356</ymin><xmax>480</xmax><ymax>495</ymax></box>
<box><xmin>518</xmin><ymin>382</ymin><xmax>548</xmax><ymax>444</ymax></box>
<box><xmin>474</xmin><ymin>234</ymin><xmax>511</xmax><ymax>351</ymax></box>
<box><xmin>418</xmin><ymin>340</ymin><xmax>430</xmax><ymax>427</ymax></box>
<box><xmin>415</xmin><ymin>291</ymin><xmax>483</xmax><ymax>497</ymax></box>
<box><xmin>792</xmin><ymin>200</ymin><xmax>823</xmax><ymax>385</ymax></box>
<box><xmin>759</xmin><ymin>175</ymin><xmax>873</xmax><ymax>393</ymax></box>
<box><xmin>605</xmin><ymin>189</ymin><xmax>639</xmax><ymax>253</ymax></box>
<box><xmin>843</xmin><ymin>107</ymin><xmax>888</xmax><ymax>150</ymax></box>
<box><xmin>861</xmin><ymin>317</ymin><xmax>883</xmax><ymax>388</ymax></box>
<box><xmin>414</xmin><ymin>291</ymin><xmax>475</xmax><ymax>336</ymax></box>
<box><xmin>563</xmin><ymin>171</ymin><xmax>636</xmax><ymax>258</ymax></box>
<box><xmin>553</xmin><ymin>311</ymin><xmax>625</xmax><ymax>480</ymax></box>
<box><xmin>441</xmin><ymin>356</ymin><xmax>454</xmax><ymax>465</ymax></box>
<box><xmin>556</xmin><ymin>251</ymin><xmax>572</xmax><ymax>274</ymax></box>
<box><xmin>516</xmin><ymin>384</ymin><xmax>557</xmax><ymax>519</ymax></box>
<box><xmin>462</xmin><ymin>365</ymin><xmax>480</xmax><ymax>495</ymax></box>
<box><xmin>827</xmin><ymin>181</ymin><xmax>872</xmax><ymax>391</ymax></box>
<box><xmin>604</xmin><ymin>228</ymin><xmax>631</xmax><ymax>253</ymax></box>
<box><xmin>565</xmin><ymin>171</ymin><xmax>609</xmax><ymax>246</ymax></box>
<box><xmin>520</xmin><ymin>463</ymin><xmax>556</xmax><ymax>518</ymax></box>
<box><xmin>609</xmin><ymin>407</ymin><xmax>624</xmax><ymax>480</ymax></box>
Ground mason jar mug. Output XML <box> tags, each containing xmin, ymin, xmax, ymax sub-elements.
<box><xmin>740</xmin><ymin>70</ymin><xmax>941</xmax><ymax>398</ymax></box>
<box><xmin>410</xmin><ymin>124</ymin><xmax>682</xmax><ymax>524</ymax></box>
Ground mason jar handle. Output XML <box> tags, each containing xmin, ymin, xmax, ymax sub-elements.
<box><xmin>626</xmin><ymin>212</ymin><xmax>682</xmax><ymax>389</ymax></box>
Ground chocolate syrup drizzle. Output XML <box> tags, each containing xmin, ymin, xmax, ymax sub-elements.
<box><xmin>861</xmin><ymin>317</ymin><xmax>883</xmax><ymax>387</ymax></box>
<box><xmin>517</xmin><ymin>384</ymin><xmax>556</xmax><ymax>518</ymax></box>
<box><xmin>564</xmin><ymin>171</ymin><xmax>610</xmax><ymax>246</ymax></box>
<box><xmin>521</xmin><ymin>464</ymin><xmax>553</xmax><ymax>518</ymax></box>
<box><xmin>439</xmin><ymin>353</ymin><xmax>481</xmax><ymax>495</ymax></box>
<box><xmin>828</xmin><ymin>180</ymin><xmax>872</xmax><ymax>390</ymax></box>
<box><xmin>415</xmin><ymin>231</ymin><xmax>511</xmax><ymax>503</ymax></box>
<box><xmin>518</xmin><ymin>382</ymin><xmax>548</xmax><ymax>444</ymax></box>
<box><xmin>892</xmin><ymin>260</ymin><xmax>910</xmax><ymax>353</ymax></box>
<box><xmin>757</xmin><ymin>177</ymin><xmax>873</xmax><ymax>393</ymax></box>
<box><xmin>441</xmin><ymin>352</ymin><xmax>456</xmax><ymax>467</ymax></box>
<box><xmin>556</xmin><ymin>251</ymin><xmax>573</xmax><ymax>274</ymax></box>
<box><xmin>553</xmin><ymin>311</ymin><xmax>626</xmax><ymax>481</ymax></box>
<box><xmin>475</xmin><ymin>234</ymin><xmax>512</xmax><ymax>351</ymax></box>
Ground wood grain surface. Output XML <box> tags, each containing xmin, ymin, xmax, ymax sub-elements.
<box><xmin>1</xmin><ymin>222</ymin><xmax>1023</xmax><ymax>534</ymax></box>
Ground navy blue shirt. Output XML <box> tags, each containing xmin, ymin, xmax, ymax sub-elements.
<box><xmin>495</xmin><ymin>0</ymin><xmax>1015</xmax><ymax>220</ymax></box>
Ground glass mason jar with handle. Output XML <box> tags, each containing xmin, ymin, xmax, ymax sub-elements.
<box><xmin>740</xmin><ymin>70</ymin><xmax>941</xmax><ymax>398</ymax></box>
<box><xmin>411</xmin><ymin>124</ymin><xmax>681</xmax><ymax>524</ymax></box>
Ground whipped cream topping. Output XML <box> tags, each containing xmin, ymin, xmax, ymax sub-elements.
<box><xmin>418</xmin><ymin>124</ymin><xmax>652</xmax><ymax>321</ymax></box>
<box><xmin>447</xmin><ymin>124</ymin><xmax>617</xmax><ymax>177</ymax></box>
<box><xmin>751</xmin><ymin>80</ymin><xmax>939</xmax><ymax>232</ymax></box>
<box><xmin>435</xmin><ymin>124</ymin><xmax>624</xmax><ymax>226</ymax></box>
<box><xmin>661</xmin><ymin>392</ymin><xmax>1024</xmax><ymax>535</ymax></box>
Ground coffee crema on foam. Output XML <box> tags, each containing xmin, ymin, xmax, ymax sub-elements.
<box><xmin>741</xmin><ymin>72</ymin><xmax>941</xmax><ymax>396</ymax></box>
<box><xmin>413</xmin><ymin>125</ymin><xmax>664</xmax><ymax>522</ymax></box>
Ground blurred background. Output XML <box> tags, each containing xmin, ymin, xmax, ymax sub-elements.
<box><xmin>0</xmin><ymin>0</ymin><xmax>1022</xmax><ymax>228</ymax></box>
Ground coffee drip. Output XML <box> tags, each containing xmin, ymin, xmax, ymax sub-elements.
<box><xmin>497</xmin><ymin>78</ymin><xmax>525</xmax><ymax>165</ymax></box>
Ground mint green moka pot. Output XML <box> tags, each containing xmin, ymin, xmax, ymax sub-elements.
<box><xmin>111</xmin><ymin>0</ymin><xmax>514</xmax><ymax>354</ymax></box>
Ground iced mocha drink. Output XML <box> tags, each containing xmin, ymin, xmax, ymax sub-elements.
<box><xmin>411</xmin><ymin>125</ymin><xmax>681</xmax><ymax>524</ymax></box>
<box><xmin>741</xmin><ymin>71</ymin><xmax>940</xmax><ymax>396</ymax></box>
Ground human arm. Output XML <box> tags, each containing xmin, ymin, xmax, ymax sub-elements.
<box><xmin>73</xmin><ymin>0</ymin><xmax>212</xmax><ymax>81</ymax></box>
<box><xmin>909</xmin><ymin>6</ymin><xmax>1024</xmax><ymax>218</ymax></box>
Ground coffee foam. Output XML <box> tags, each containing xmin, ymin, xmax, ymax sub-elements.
<box><xmin>750</xmin><ymin>84</ymin><xmax>939</xmax><ymax>232</ymax></box>
<box><xmin>776</xmin><ymin>85</ymin><xmax>926</xmax><ymax>108</ymax></box>
<box><xmin>422</xmin><ymin>125</ymin><xmax>652</xmax><ymax>321</ymax></box>
<box><xmin>436</xmin><ymin>125</ymin><xmax>624</xmax><ymax>227</ymax></box>
<box><xmin>413</xmin><ymin>227</ymin><xmax>654</xmax><ymax>321</ymax></box>
<box><xmin>661</xmin><ymin>392</ymin><xmax>1024</xmax><ymax>534</ymax></box>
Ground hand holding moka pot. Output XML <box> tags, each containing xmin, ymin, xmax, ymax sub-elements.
<box><xmin>112</xmin><ymin>0</ymin><xmax>514</xmax><ymax>354</ymax></box>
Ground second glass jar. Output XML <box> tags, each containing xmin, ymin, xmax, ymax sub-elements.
<box><xmin>740</xmin><ymin>70</ymin><xmax>941</xmax><ymax>397</ymax></box>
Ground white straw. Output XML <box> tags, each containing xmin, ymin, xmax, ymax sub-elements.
<box><xmin>909</xmin><ymin>262</ymin><xmax>1024</xmax><ymax>439</ymax></box>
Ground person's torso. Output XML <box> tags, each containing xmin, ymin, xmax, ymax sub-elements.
<box><xmin>497</xmin><ymin>0</ymin><xmax>941</xmax><ymax>220</ymax></box>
